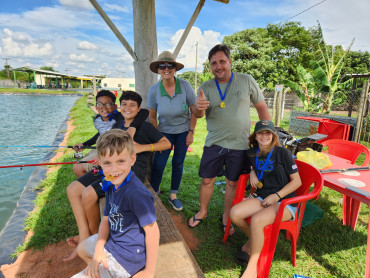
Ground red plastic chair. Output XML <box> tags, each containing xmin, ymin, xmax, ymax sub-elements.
<box><xmin>320</xmin><ymin>139</ymin><xmax>370</xmax><ymax>229</ymax></box>
<box><xmin>223</xmin><ymin>160</ymin><xmax>324</xmax><ymax>278</ymax></box>
<box><xmin>320</xmin><ymin>139</ymin><xmax>370</xmax><ymax>166</ymax></box>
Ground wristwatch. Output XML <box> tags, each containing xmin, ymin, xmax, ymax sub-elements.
<box><xmin>189</xmin><ymin>129</ymin><xmax>194</xmax><ymax>133</ymax></box>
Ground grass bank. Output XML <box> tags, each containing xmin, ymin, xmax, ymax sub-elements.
<box><xmin>0</xmin><ymin>88</ymin><xmax>83</xmax><ymax>94</ymax></box>
<box><xmin>15</xmin><ymin>99</ymin><xmax>368</xmax><ymax>277</ymax></box>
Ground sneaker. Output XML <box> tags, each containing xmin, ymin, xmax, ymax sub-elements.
<box><xmin>168</xmin><ymin>198</ymin><xmax>183</xmax><ymax>211</ymax></box>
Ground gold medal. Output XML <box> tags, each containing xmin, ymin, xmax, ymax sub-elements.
<box><xmin>220</xmin><ymin>101</ymin><xmax>225</xmax><ymax>108</ymax></box>
<box><xmin>257</xmin><ymin>181</ymin><xmax>263</xmax><ymax>189</ymax></box>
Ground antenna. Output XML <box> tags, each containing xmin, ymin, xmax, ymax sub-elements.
<box><xmin>3</xmin><ymin>57</ymin><xmax>11</xmax><ymax>79</ymax></box>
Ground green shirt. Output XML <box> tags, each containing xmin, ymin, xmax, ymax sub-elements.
<box><xmin>198</xmin><ymin>72</ymin><xmax>265</xmax><ymax>150</ymax></box>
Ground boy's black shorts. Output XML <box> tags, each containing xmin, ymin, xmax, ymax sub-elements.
<box><xmin>77</xmin><ymin>170</ymin><xmax>105</xmax><ymax>199</ymax></box>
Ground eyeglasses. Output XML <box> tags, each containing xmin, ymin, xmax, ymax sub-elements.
<box><xmin>158</xmin><ymin>63</ymin><xmax>175</xmax><ymax>71</ymax></box>
<box><xmin>96</xmin><ymin>102</ymin><xmax>114</xmax><ymax>109</ymax></box>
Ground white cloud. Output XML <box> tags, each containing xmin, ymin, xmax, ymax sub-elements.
<box><xmin>59</xmin><ymin>0</ymin><xmax>93</xmax><ymax>10</ymax></box>
<box><xmin>77</xmin><ymin>41</ymin><xmax>98</xmax><ymax>50</ymax></box>
<box><xmin>167</xmin><ymin>27</ymin><xmax>221</xmax><ymax>71</ymax></box>
<box><xmin>69</xmin><ymin>53</ymin><xmax>96</xmax><ymax>63</ymax></box>
<box><xmin>1</xmin><ymin>28</ymin><xmax>54</xmax><ymax>57</ymax></box>
<box><xmin>103</xmin><ymin>4</ymin><xmax>129</xmax><ymax>13</ymax></box>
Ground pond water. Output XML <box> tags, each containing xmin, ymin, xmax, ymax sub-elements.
<box><xmin>0</xmin><ymin>94</ymin><xmax>80</xmax><ymax>231</ymax></box>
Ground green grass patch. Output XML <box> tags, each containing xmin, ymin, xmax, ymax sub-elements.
<box><xmin>15</xmin><ymin>103</ymin><xmax>369</xmax><ymax>277</ymax></box>
<box><xmin>0</xmin><ymin>88</ymin><xmax>83</xmax><ymax>94</ymax></box>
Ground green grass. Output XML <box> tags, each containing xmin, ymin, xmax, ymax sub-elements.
<box><xmin>0</xmin><ymin>88</ymin><xmax>82</xmax><ymax>94</ymax></box>
<box><xmin>15</xmin><ymin>104</ymin><xmax>369</xmax><ymax>277</ymax></box>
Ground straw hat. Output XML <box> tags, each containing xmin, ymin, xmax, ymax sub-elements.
<box><xmin>149</xmin><ymin>51</ymin><xmax>184</xmax><ymax>74</ymax></box>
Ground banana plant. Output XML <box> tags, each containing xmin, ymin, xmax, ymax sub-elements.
<box><xmin>311</xmin><ymin>22</ymin><xmax>354</xmax><ymax>113</ymax></box>
<box><xmin>285</xmin><ymin>65</ymin><xmax>322</xmax><ymax>112</ymax></box>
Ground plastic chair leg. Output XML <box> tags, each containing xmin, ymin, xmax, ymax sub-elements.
<box><xmin>350</xmin><ymin>199</ymin><xmax>361</xmax><ymax>231</ymax></box>
<box><xmin>222</xmin><ymin>217</ymin><xmax>232</xmax><ymax>243</ymax></box>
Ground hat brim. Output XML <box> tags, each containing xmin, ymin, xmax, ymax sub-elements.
<box><xmin>149</xmin><ymin>61</ymin><xmax>184</xmax><ymax>74</ymax></box>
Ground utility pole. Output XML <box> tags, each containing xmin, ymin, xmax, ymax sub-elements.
<box><xmin>194</xmin><ymin>42</ymin><xmax>198</xmax><ymax>93</ymax></box>
<box><xmin>3</xmin><ymin>58</ymin><xmax>11</xmax><ymax>79</ymax></box>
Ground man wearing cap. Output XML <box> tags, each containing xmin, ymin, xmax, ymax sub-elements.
<box><xmin>147</xmin><ymin>51</ymin><xmax>197</xmax><ymax>211</ymax></box>
<box><xmin>188</xmin><ymin>44</ymin><xmax>271</xmax><ymax>233</ymax></box>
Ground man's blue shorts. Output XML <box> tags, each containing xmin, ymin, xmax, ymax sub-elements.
<box><xmin>198</xmin><ymin>145</ymin><xmax>249</xmax><ymax>182</ymax></box>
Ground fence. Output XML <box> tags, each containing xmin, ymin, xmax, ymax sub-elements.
<box><xmin>262</xmin><ymin>87</ymin><xmax>369</xmax><ymax>148</ymax></box>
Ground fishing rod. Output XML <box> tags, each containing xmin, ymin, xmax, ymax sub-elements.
<box><xmin>0</xmin><ymin>160</ymin><xmax>95</xmax><ymax>169</ymax></box>
<box><xmin>320</xmin><ymin>166</ymin><xmax>370</xmax><ymax>174</ymax></box>
<box><xmin>0</xmin><ymin>145</ymin><xmax>96</xmax><ymax>149</ymax></box>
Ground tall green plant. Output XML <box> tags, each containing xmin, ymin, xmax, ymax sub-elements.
<box><xmin>311</xmin><ymin>22</ymin><xmax>354</xmax><ymax>113</ymax></box>
<box><xmin>285</xmin><ymin>65</ymin><xmax>321</xmax><ymax>112</ymax></box>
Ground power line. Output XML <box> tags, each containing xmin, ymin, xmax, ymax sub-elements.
<box><xmin>278</xmin><ymin>0</ymin><xmax>328</xmax><ymax>25</ymax></box>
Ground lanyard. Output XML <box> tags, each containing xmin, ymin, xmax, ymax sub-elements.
<box><xmin>100</xmin><ymin>170</ymin><xmax>132</xmax><ymax>192</ymax></box>
<box><xmin>120</xmin><ymin>121</ymin><xmax>126</xmax><ymax>130</ymax></box>
<box><xmin>215</xmin><ymin>72</ymin><xmax>233</xmax><ymax>102</ymax></box>
<box><xmin>107</xmin><ymin>110</ymin><xmax>118</xmax><ymax>121</ymax></box>
<box><xmin>255</xmin><ymin>148</ymin><xmax>274</xmax><ymax>181</ymax></box>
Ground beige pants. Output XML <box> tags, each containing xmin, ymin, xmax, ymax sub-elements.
<box><xmin>71</xmin><ymin>234</ymin><xmax>131</xmax><ymax>278</ymax></box>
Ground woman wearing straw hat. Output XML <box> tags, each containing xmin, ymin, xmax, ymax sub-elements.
<box><xmin>147</xmin><ymin>51</ymin><xmax>197</xmax><ymax>211</ymax></box>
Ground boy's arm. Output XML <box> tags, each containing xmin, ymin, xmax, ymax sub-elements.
<box><xmin>148</xmin><ymin>108</ymin><xmax>158</xmax><ymax>129</ymax></box>
<box><xmin>134</xmin><ymin>136</ymin><xmax>171</xmax><ymax>154</ymax></box>
<box><xmin>133</xmin><ymin>221</ymin><xmax>160</xmax><ymax>278</ymax></box>
<box><xmin>85</xmin><ymin>216</ymin><xmax>110</xmax><ymax>277</ymax></box>
<box><xmin>82</xmin><ymin>132</ymin><xmax>100</xmax><ymax>147</ymax></box>
<box><xmin>127</xmin><ymin>109</ymin><xmax>150</xmax><ymax>138</ymax></box>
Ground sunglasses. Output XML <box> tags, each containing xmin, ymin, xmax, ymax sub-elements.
<box><xmin>158</xmin><ymin>63</ymin><xmax>175</xmax><ymax>70</ymax></box>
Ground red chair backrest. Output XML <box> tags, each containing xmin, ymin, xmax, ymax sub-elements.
<box><xmin>295</xmin><ymin>159</ymin><xmax>323</xmax><ymax>198</ymax></box>
<box><xmin>320</xmin><ymin>139</ymin><xmax>370</xmax><ymax>166</ymax></box>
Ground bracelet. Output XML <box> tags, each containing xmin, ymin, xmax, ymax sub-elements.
<box><xmin>151</xmin><ymin>144</ymin><xmax>154</xmax><ymax>152</ymax></box>
<box><xmin>189</xmin><ymin>129</ymin><xmax>194</xmax><ymax>133</ymax></box>
<box><xmin>275</xmin><ymin>192</ymin><xmax>282</xmax><ymax>201</ymax></box>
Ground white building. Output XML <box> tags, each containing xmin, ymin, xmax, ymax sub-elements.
<box><xmin>101</xmin><ymin>78</ymin><xmax>135</xmax><ymax>91</ymax></box>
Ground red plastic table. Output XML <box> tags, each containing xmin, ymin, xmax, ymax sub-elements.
<box><xmin>296</xmin><ymin>116</ymin><xmax>351</xmax><ymax>142</ymax></box>
<box><xmin>322</xmin><ymin>154</ymin><xmax>370</xmax><ymax>277</ymax></box>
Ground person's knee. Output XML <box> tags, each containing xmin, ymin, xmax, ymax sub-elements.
<box><xmin>82</xmin><ymin>187</ymin><xmax>98</xmax><ymax>208</ymax></box>
<box><xmin>201</xmin><ymin>177</ymin><xmax>216</xmax><ymax>188</ymax></box>
<box><xmin>67</xmin><ymin>181</ymin><xmax>83</xmax><ymax>199</ymax></box>
<box><xmin>226</xmin><ymin>179</ymin><xmax>238</xmax><ymax>189</ymax></box>
<box><xmin>230</xmin><ymin>205</ymin><xmax>244</xmax><ymax>223</ymax></box>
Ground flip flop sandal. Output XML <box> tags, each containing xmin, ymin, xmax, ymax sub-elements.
<box><xmin>220</xmin><ymin>216</ymin><xmax>235</xmax><ymax>234</ymax></box>
<box><xmin>188</xmin><ymin>215</ymin><xmax>205</xmax><ymax>228</ymax></box>
<box><xmin>235</xmin><ymin>249</ymin><xmax>250</xmax><ymax>267</ymax></box>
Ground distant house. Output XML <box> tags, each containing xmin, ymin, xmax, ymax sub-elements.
<box><xmin>101</xmin><ymin>78</ymin><xmax>135</xmax><ymax>91</ymax></box>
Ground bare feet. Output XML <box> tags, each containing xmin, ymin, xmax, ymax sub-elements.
<box><xmin>66</xmin><ymin>235</ymin><xmax>79</xmax><ymax>247</ymax></box>
<box><xmin>63</xmin><ymin>248</ymin><xmax>78</xmax><ymax>262</ymax></box>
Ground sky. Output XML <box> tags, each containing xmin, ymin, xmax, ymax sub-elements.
<box><xmin>0</xmin><ymin>0</ymin><xmax>369</xmax><ymax>78</ymax></box>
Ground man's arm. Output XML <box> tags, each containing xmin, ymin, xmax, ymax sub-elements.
<box><xmin>193</xmin><ymin>89</ymin><xmax>209</xmax><ymax>118</ymax></box>
<box><xmin>133</xmin><ymin>221</ymin><xmax>160</xmax><ymax>278</ymax></box>
<box><xmin>254</xmin><ymin>101</ymin><xmax>271</xmax><ymax>121</ymax></box>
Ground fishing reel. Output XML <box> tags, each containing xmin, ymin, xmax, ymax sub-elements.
<box><xmin>74</xmin><ymin>152</ymin><xmax>84</xmax><ymax>159</ymax></box>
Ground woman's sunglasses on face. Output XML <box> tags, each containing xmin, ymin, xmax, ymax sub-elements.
<box><xmin>158</xmin><ymin>63</ymin><xmax>175</xmax><ymax>70</ymax></box>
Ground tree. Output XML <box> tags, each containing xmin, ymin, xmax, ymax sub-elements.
<box><xmin>40</xmin><ymin>66</ymin><xmax>55</xmax><ymax>71</ymax></box>
<box><xmin>223</xmin><ymin>28</ymin><xmax>276</xmax><ymax>88</ymax></box>
<box><xmin>311</xmin><ymin>22</ymin><xmax>354</xmax><ymax>113</ymax></box>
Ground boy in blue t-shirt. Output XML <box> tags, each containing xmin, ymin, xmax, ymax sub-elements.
<box><xmin>72</xmin><ymin>129</ymin><xmax>159</xmax><ymax>278</ymax></box>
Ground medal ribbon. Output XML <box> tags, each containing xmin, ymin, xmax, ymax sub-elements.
<box><xmin>255</xmin><ymin>148</ymin><xmax>274</xmax><ymax>181</ymax></box>
<box><xmin>215</xmin><ymin>72</ymin><xmax>233</xmax><ymax>103</ymax></box>
<box><xmin>99</xmin><ymin>170</ymin><xmax>132</xmax><ymax>192</ymax></box>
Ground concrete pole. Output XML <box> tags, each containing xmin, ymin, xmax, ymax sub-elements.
<box><xmin>132</xmin><ymin>0</ymin><xmax>158</xmax><ymax>108</ymax></box>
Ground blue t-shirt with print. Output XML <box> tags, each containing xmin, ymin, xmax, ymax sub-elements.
<box><xmin>103</xmin><ymin>173</ymin><xmax>156</xmax><ymax>275</ymax></box>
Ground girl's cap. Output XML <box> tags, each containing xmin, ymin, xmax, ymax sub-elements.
<box><xmin>254</xmin><ymin>120</ymin><xmax>275</xmax><ymax>133</ymax></box>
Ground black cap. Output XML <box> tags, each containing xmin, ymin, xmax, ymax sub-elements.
<box><xmin>254</xmin><ymin>120</ymin><xmax>275</xmax><ymax>133</ymax></box>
